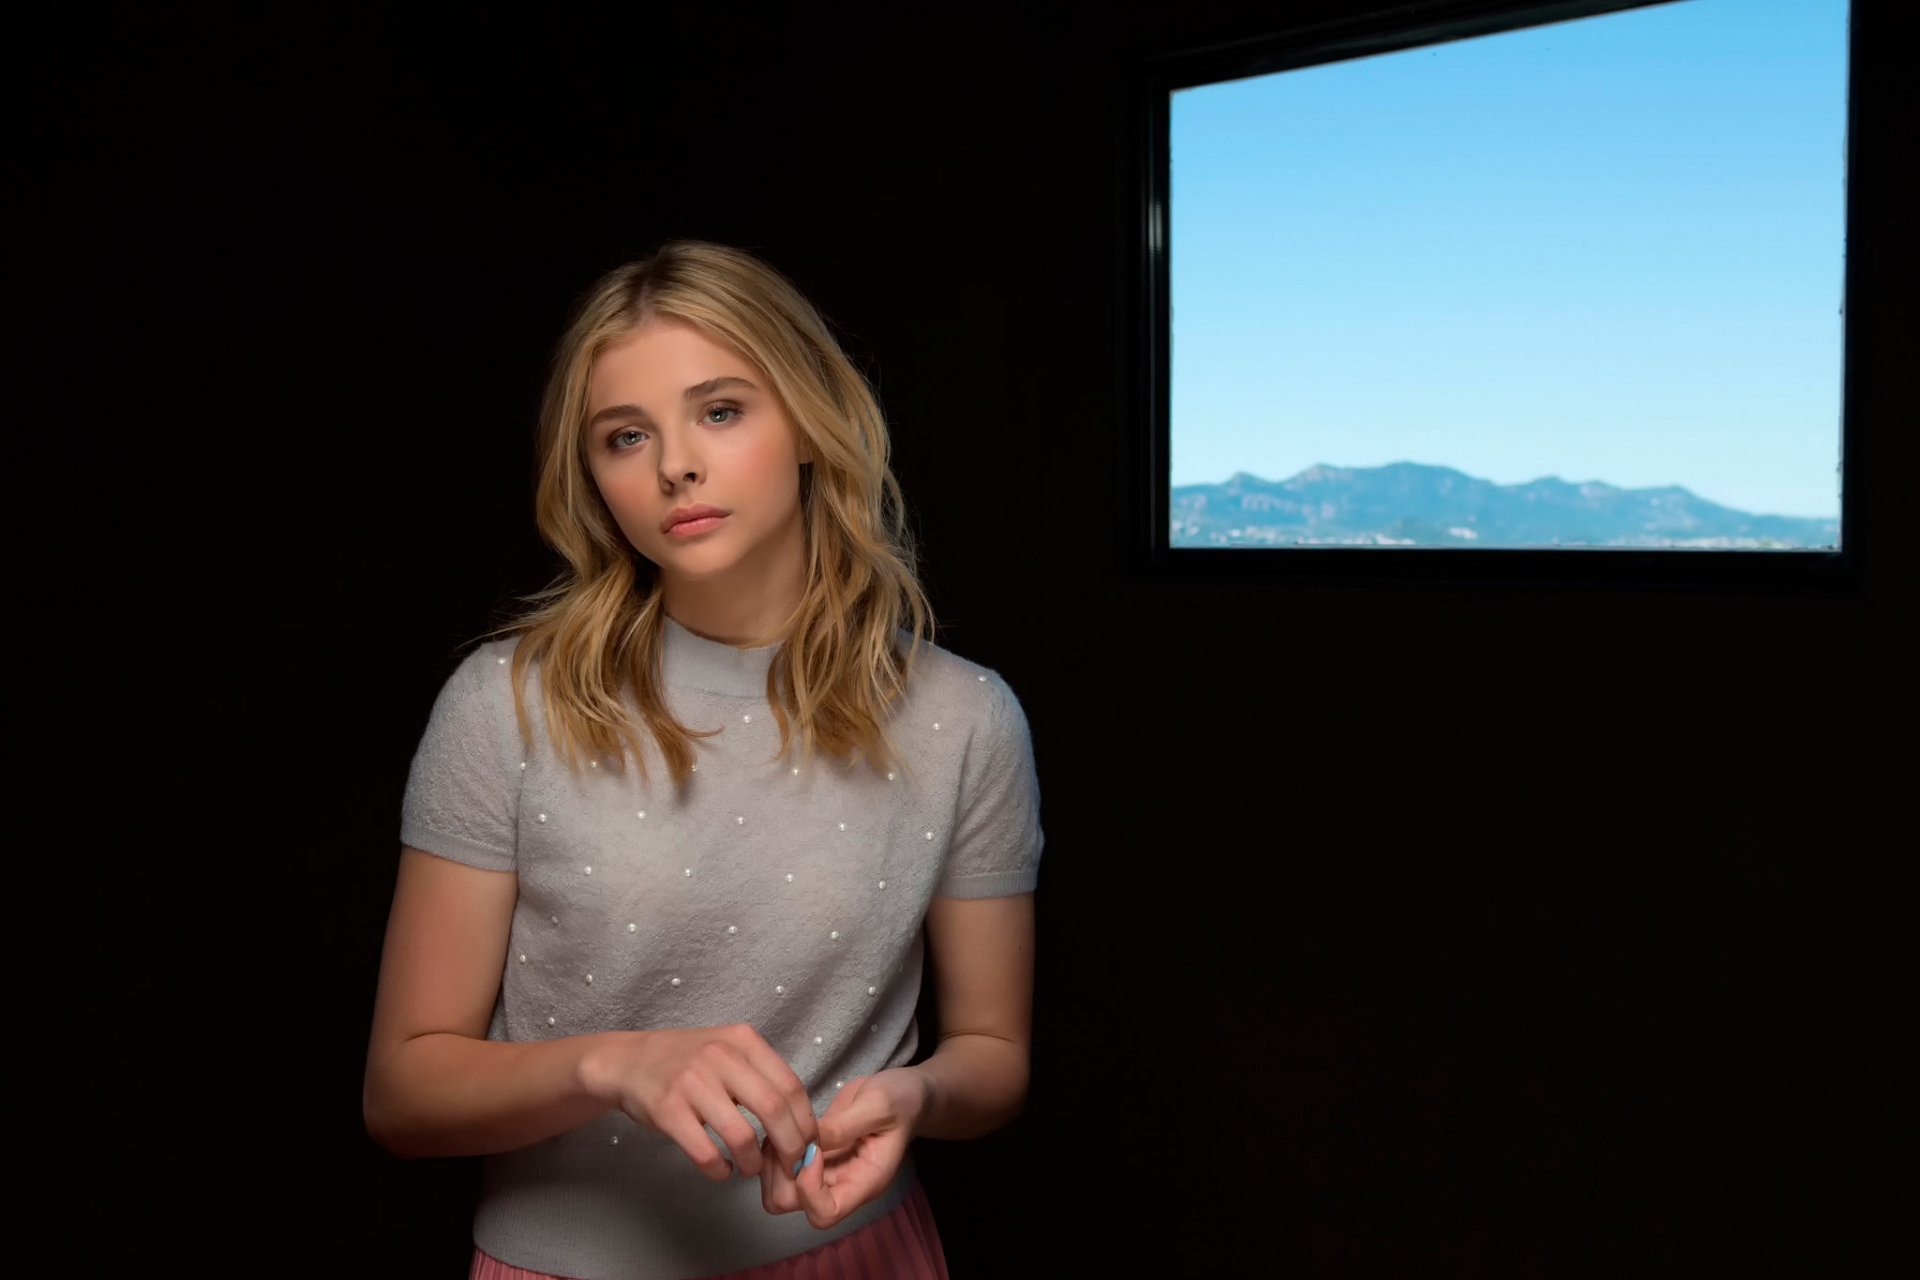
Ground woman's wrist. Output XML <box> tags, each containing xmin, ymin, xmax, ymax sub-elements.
<box><xmin>576</xmin><ymin>1029</ymin><xmax>638</xmax><ymax>1106</ymax></box>
<box><xmin>893</xmin><ymin>1065</ymin><xmax>935</xmax><ymax>1135</ymax></box>
<box><xmin>898</xmin><ymin>1036</ymin><xmax>1028</xmax><ymax>1140</ymax></box>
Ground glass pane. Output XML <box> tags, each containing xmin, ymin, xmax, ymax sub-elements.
<box><xmin>1168</xmin><ymin>0</ymin><xmax>1847</xmax><ymax>550</ymax></box>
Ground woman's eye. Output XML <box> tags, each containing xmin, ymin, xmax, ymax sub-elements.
<box><xmin>607</xmin><ymin>404</ymin><xmax>740</xmax><ymax>451</ymax></box>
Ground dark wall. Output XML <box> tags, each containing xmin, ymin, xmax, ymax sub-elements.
<box><xmin>52</xmin><ymin>1</ymin><xmax>1905</xmax><ymax>1274</ymax></box>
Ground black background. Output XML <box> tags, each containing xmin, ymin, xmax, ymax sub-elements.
<box><xmin>42</xmin><ymin>0</ymin><xmax>1907</xmax><ymax>1275</ymax></box>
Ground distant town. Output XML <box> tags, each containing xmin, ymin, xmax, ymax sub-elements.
<box><xmin>1170</xmin><ymin>463</ymin><xmax>1838</xmax><ymax>550</ymax></box>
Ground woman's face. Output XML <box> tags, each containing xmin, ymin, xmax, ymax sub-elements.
<box><xmin>584</xmin><ymin>317</ymin><xmax>815</xmax><ymax>598</ymax></box>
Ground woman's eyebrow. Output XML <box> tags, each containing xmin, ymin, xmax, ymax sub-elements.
<box><xmin>587</xmin><ymin>376</ymin><xmax>761</xmax><ymax>429</ymax></box>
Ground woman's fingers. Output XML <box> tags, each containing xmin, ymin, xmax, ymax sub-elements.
<box><xmin>726</xmin><ymin>1028</ymin><xmax>820</xmax><ymax>1169</ymax></box>
<box><xmin>792</xmin><ymin>1137</ymin><xmax>840</xmax><ymax>1228</ymax></box>
<box><xmin>682</xmin><ymin>1074</ymin><xmax>764</xmax><ymax>1178</ymax></box>
<box><xmin>764</xmin><ymin>1127</ymin><xmax>906</xmax><ymax>1226</ymax></box>
<box><xmin>757</xmin><ymin>1133</ymin><xmax>805</xmax><ymax>1214</ymax></box>
<box><xmin>657</xmin><ymin>1103</ymin><xmax>738</xmax><ymax>1183</ymax></box>
<box><xmin>721</xmin><ymin>1068</ymin><xmax>810</xmax><ymax>1176</ymax></box>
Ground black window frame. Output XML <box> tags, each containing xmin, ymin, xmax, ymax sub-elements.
<box><xmin>1119</xmin><ymin>0</ymin><xmax>1862</xmax><ymax>593</ymax></box>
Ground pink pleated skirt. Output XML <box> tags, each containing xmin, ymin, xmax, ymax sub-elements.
<box><xmin>468</xmin><ymin>1176</ymin><xmax>950</xmax><ymax>1280</ymax></box>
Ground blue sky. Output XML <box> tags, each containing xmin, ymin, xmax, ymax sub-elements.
<box><xmin>1169</xmin><ymin>0</ymin><xmax>1848</xmax><ymax>519</ymax></box>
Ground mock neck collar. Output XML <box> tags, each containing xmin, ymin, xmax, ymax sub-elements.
<box><xmin>660</xmin><ymin>613</ymin><xmax>778</xmax><ymax>698</ymax></box>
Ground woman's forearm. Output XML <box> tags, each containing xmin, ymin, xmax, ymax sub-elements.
<box><xmin>903</xmin><ymin>1033</ymin><xmax>1029</xmax><ymax>1140</ymax></box>
<box><xmin>365</xmin><ymin>1030</ymin><xmax>621</xmax><ymax>1159</ymax></box>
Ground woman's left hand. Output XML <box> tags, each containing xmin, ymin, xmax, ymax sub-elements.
<box><xmin>756</xmin><ymin>1068</ymin><xmax>928</xmax><ymax>1229</ymax></box>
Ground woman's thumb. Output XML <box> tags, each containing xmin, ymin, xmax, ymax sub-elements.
<box><xmin>816</xmin><ymin>1076</ymin><xmax>873</xmax><ymax>1149</ymax></box>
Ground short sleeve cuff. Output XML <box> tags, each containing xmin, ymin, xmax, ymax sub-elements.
<box><xmin>934</xmin><ymin>865</ymin><xmax>1038</xmax><ymax>899</ymax></box>
<box><xmin>399</xmin><ymin>823</ymin><xmax>516</xmax><ymax>874</ymax></box>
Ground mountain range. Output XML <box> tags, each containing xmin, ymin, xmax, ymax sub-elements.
<box><xmin>1169</xmin><ymin>463</ymin><xmax>1839</xmax><ymax>549</ymax></box>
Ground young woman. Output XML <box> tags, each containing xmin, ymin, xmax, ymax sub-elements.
<box><xmin>362</xmin><ymin>240</ymin><xmax>1044</xmax><ymax>1280</ymax></box>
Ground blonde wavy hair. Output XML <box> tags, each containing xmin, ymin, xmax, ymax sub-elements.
<box><xmin>471</xmin><ymin>239</ymin><xmax>937</xmax><ymax>790</ymax></box>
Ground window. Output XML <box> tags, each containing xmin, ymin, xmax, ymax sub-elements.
<box><xmin>1124</xmin><ymin>0</ymin><xmax>1857</xmax><ymax>587</ymax></box>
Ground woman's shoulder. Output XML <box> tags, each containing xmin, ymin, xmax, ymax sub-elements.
<box><xmin>433</xmin><ymin>634</ymin><xmax>547</xmax><ymax>733</ymax></box>
<box><xmin>452</xmin><ymin>633</ymin><xmax>543</xmax><ymax>684</ymax></box>
<box><xmin>893</xmin><ymin>627</ymin><xmax>1024</xmax><ymax>715</ymax></box>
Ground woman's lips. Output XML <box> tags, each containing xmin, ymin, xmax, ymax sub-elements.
<box><xmin>666</xmin><ymin>514</ymin><xmax>728</xmax><ymax>538</ymax></box>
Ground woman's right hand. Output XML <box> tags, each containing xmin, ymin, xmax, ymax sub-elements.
<box><xmin>584</xmin><ymin>1025</ymin><xmax>819</xmax><ymax>1183</ymax></box>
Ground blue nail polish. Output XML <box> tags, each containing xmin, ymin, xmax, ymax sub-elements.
<box><xmin>792</xmin><ymin>1141</ymin><xmax>817</xmax><ymax>1176</ymax></box>
<box><xmin>804</xmin><ymin>1141</ymin><xmax>818</xmax><ymax>1168</ymax></box>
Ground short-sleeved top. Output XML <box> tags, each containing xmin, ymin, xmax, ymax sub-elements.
<box><xmin>397</xmin><ymin>614</ymin><xmax>1044</xmax><ymax>1280</ymax></box>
